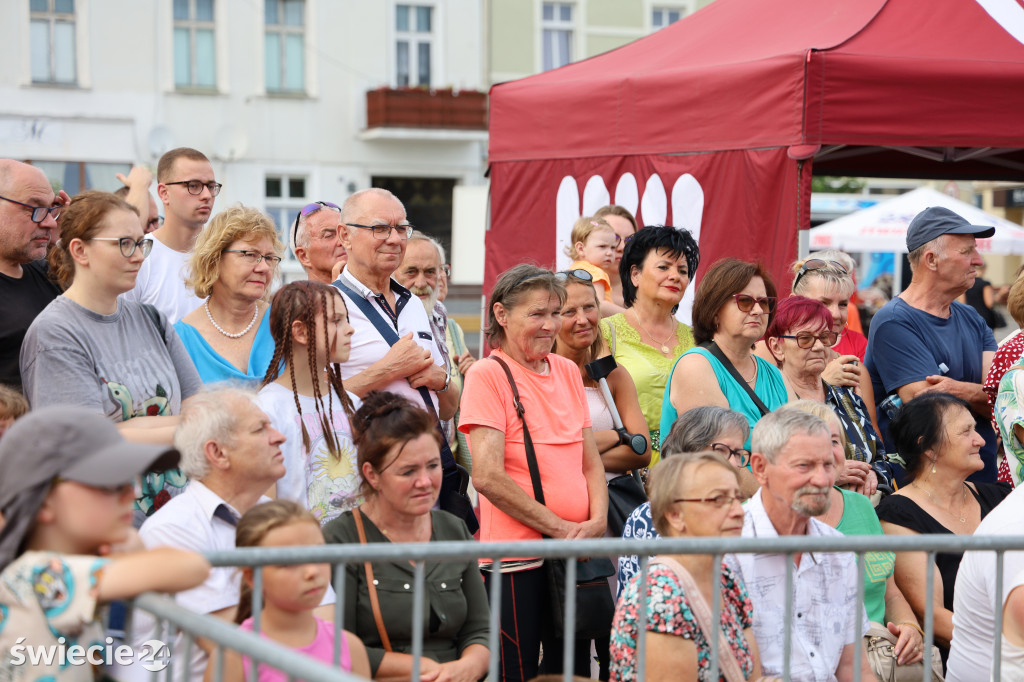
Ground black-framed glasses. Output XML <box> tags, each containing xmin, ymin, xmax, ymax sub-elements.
<box><xmin>557</xmin><ymin>268</ymin><xmax>594</xmax><ymax>282</ymax></box>
<box><xmin>732</xmin><ymin>294</ymin><xmax>776</xmax><ymax>313</ymax></box>
<box><xmin>89</xmin><ymin>237</ymin><xmax>154</xmax><ymax>258</ymax></box>
<box><xmin>0</xmin><ymin>194</ymin><xmax>62</xmax><ymax>223</ymax></box>
<box><xmin>223</xmin><ymin>249</ymin><xmax>283</xmax><ymax>266</ymax></box>
<box><xmin>709</xmin><ymin>442</ymin><xmax>752</xmax><ymax>467</ymax></box>
<box><xmin>346</xmin><ymin>223</ymin><xmax>413</xmax><ymax>240</ymax></box>
<box><xmin>147</xmin><ymin>216</ymin><xmax>164</xmax><ymax>231</ymax></box>
<box><xmin>164</xmin><ymin>180</ymin><xmax>223</xmax><ymax>197</ymax></box>
<box><xmin>778</xmin><ymin>331</ymin><xmax>839</xmax><ymax>349</ymax></box>
<box><xmin>793</xmin><ymin>258</ymin><xmax>848</xmax><ymax>290</ymax></box>
<box><xmin>441</xmin><ymin>264</ymin><xmax>451</xmax><ymax>278</ymax></box>
<box><xmin>672</xmin><ymin>494</ymin><xmax>746</xmax><ymax>509</ymax></box>
<box><xmin>292</xmin><ymin>201</ymin><xmax>341</xmax><ymax>246</ymax></box>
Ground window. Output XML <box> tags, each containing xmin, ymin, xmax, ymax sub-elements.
<box><xmin>542</xmin><ymin>3</ymin><xmax>573</xmax><ymax>72</ymax></box>
<box><xmin>30</xmin><ymin>0</ymin><xmax>76</xmax><ymax>84</ymax></box>
<box><xmin>265</xmin><ymin>0</ymin><xmax>305</xmax><ymax>93</ymax></box>
<box><xmin>395</xmin><ymin>4</ymin><xmax>433</xmax><ymax>87</ymax></box>
<box><xmin>173</xmin><ymin>0</ymin><xmax>216</xmax><ymax>90</ymax></box>
<box><xmin>264</xmin><ymin>174</ymin><xmax>307</xmax><ymax>261</ymax></box>
<box><xmin>31</xmin><ymin>161</ymin><xmax>131</xmax><ymax>196</ymax></box>
<box><xmin>652</xmin><ymin>7</ymin><xmax>684</xmax><ymax>31</ymax></box>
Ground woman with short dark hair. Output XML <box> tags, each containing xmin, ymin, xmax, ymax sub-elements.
<box><xmin>877</xmin><ymin>392</ymin><xmax>1011</xmax><ymax>662</ymax></box>
<box><xmin>600</xmin><ymin>225</ymin><xmax>699</xmax><ymax>464</ymax></box>
<box><xmin>661</xmin><ymin>258</ymin><xmax>787</xmax><ymax>448</ymax></box>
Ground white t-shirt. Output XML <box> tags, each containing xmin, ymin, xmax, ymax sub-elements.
<box><xmin>997</xmin><ymin>568</ymin><xmax>1024</xmax><ymax>681</ymax></box>
<box><xmin>122</xmin><ymin>235</ymin><xmax>202</xmax><ymax>324</ymax></box>
<box><xmin>948</xmin><ymin>484</ymin><xmax>1024</xmax><ymax>681</ymax></box>
<box><xmin>257</xmin><ymin>382</ymin><xmax>363</xmax><ymax>524</ymax></box>
<box><xmin>332</xmin><ymin>267</ymin><xmax>444</xmax><ymax>413</ymax></box>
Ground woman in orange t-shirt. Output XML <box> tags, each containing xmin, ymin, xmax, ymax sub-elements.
<box><xmin>459</xmin><ymin>264</ymin><xmax>608</xmax><ymax>682</ymax></box>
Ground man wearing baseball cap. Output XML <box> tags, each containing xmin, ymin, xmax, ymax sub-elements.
<box><xmin>865</xmin><ymin>206</ymin><xmax>999</xmax><ymax>480</ymax></box>
<box><xmin>0</xmin><ymin>406</ymin><xmax>209</xmax><ymax>680</ymax></box>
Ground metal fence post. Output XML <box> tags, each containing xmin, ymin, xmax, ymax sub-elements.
<box><xmin>562</xmin><ymin>557</ymin><xmax>577</xmax><ymax>682</ymax></box>
<box><xmin>411</xmin><ymin>560</ymin><xmax>426</xmax><ymax>682</ymax></box>
<box><xmin>487</xmin><ymin>561</ymin><xmax>503</xmax><ymax>682</ymax></box>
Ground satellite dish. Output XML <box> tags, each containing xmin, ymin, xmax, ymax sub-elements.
<box><xmin>213</xmin><ymin>126</ymin><xmax>249</xmax><ymax>161</ymax></box>
<box><xmin>147</xmin><ymin>126</ymin><xmax>176</xmax><ymax>160</ymax></box>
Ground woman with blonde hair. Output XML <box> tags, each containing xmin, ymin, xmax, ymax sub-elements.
<box><xmin>175</xmin><ymin>205</ymin><xmax>283</xmax><ymax>384</ymax></box>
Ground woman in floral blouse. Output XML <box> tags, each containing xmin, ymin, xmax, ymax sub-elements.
<box><xmin>610</xmin><ymin>451</ymin><xmax>767</xmax><ymax>682</ymax></box>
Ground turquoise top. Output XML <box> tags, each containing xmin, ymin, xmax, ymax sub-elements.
<box><xmin>659</xmin><ymin>346</ymin><xmax>787</xmax><ymax>449</ymax></box>
<box><xmin>173</xmin><ymin>311</ymin><xmax>275</xmax><ymax>385</ymax></box>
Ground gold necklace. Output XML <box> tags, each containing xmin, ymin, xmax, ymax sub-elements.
<box><xmin>915</xmin><ymin>481</ymin><xmax>969</xmax><ymax>524</ymax></box>
<box><xmin>631</xmin><ymin>309</ymin><xmax>676</xmax><ymax>354</ymax></box>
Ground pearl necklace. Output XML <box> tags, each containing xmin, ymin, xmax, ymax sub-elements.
<box><xmin>204</xmin><ymin>298</ymin><xmax>259</xmax><ymax>339</ymax></box>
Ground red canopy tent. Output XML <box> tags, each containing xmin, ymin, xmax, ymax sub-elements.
<box><xmin>486</xmin><ymin>0</ymin><xmax>1024</xmax><ymax>306</ymax></box>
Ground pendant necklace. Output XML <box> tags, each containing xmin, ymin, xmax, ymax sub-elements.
<box><xmin>632</xmin><ymin>309</ymin><xmax>676</xmax><ymax>354</ymax></box>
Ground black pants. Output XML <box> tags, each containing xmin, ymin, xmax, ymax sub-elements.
<box><xmin>482</xmin><ymin>567</ymin><xmax>606</xmax><ymax>681</ymax></box>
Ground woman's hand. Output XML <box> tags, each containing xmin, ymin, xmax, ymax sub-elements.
<box><xmin>822</xmin><ymin>354</ymin><xmax>861</xmax><ymax>387</ymax></box>
<box><xmin>836</xmin><ymin>460</ymin><xmax>877</xmax><ymax>496</ymax></box>
<box><xmin>430</xmin><ymin>658</ymin><xmax>485</xmax><ymax>682</ymax></box>
<box><xmin>563</xmin><ymin>517</ymin><xmax>607</xmax><ymax>540</ymax></box>
<box><xmin>887</xmin><ymin>621</ymin><xmax>925</xmax><ymax>665</ymax></box>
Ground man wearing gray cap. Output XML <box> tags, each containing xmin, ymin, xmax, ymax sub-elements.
<box><xmin>865</xmin><ymin>206</ymin><xmax>999</xmax><ymax>480</ymax></box>
<box><xmin>0</xmin><ymin>406</ymin><xmax>210</xmax><ymax>681</ymax></box>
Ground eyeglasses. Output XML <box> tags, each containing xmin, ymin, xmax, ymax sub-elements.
<box><xmin>147</xmin><ymin>216</ymin><xmax>164</xmax><ymax>231</ymax></box>
<box><xmin>292</xmin><ymin>201</ymin><xmax>341</xmax><ymax>246</ymax></box>
<box><xmin>557</xmin><ymin>268</ymin><xmax>594</xmax><ymax>282</ymax></box>
<box><xmin>223</xmin><ymin>249</ymin><xmax>283</xmax><ymax>266</ymax></box>
<box><xmin>732</xmin><ymin>294</ymin><xmax>776</xmax><ymax>313</ymax></box>
<box><xmin>90</xmin><ymin>237</ymin><xmax>154</xmax><ymax>258</ymax></box>
<box><xmin>672</xmin><ymin>494</ymin><xmax>746</xmax><ymax>508</ymax></box>
<box><xmin>164</xmin><ymin>180</ymin><xmax>223</xmax><ymax>197</ymax></box>
<box><xmin>346</xmin><ymin>223</ymin><xmax>414</xmax><ymax>240</ymax></box>
<box><xmin>709</xmin><ymin>442</ymin><xmax>752</xmax><ymax>467</ymax></box>
<box><xmin>441</xmin><ymin>264</ymin><xmax>451</xmax><ymax>278</ymax></box>
<box><xmin>793</xmin><ymin>258</ymin><xmax>848</xmax><ymax>290</ymax></box>
<box><xmin>778</xmin><ymin>331</ymin><xmax>839</xmax><ymax>348</ymax></box>
<box><xmin>0</xmin><ymin>194</ymin><xmax>62</xmax><ymax>223</ymax></box>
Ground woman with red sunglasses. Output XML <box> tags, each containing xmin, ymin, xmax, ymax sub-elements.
<box><xmin>661</xmin><ymin>258</ymin><xmax>788</xmax><ymax>449</ymax></box>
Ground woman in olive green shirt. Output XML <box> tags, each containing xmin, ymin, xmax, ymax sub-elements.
<box><xmin>323</xmin><ymin>391</ymin><xmax>489</xmax><ymax>681</ymax></box>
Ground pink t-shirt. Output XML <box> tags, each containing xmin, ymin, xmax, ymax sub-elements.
<box><xmin>240</xmin><ymin>616</ymin><xmax>350</xmax><ymax>680</ymax></box>
<box><xmin>459</xmin><ymin>349</ymin><xmax>593</xmax><ymax>545</ymax></box>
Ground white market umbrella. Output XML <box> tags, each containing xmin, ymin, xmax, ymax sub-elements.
<box><xmin>809</xmin><ymin>187</ymin><xmax>1024</xmax><ymax>255</ymax></box>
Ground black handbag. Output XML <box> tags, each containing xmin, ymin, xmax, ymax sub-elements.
<box><xmin>490</xmin><ymin>356</ymin><xmax>616</xmax><ymax>639</ymax></box>
<box><xmin>607</xmin><ymin>471</ymin><xmax>648</xmax><ymax>538</ymax></box>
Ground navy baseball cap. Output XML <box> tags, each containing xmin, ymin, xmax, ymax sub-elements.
<box><xmin>906</xmin><ymin>206</ymin><xmax>995</xmax><ymax>252</ymax></box>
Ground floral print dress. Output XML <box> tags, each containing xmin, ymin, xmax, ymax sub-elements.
<box><xmin>610</xmin><ymin>562</ymin><xmax>754</xmax><ymax>682</ymax></box>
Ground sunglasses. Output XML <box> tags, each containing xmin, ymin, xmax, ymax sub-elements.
<box><xmin>732</xmin><ymin>294</ymin><xmax>776</xmax><ymax>313</ymax></box>
<box><xmin>557</xmin><ymin>268</ymin><xmax>594</xmax><ymax>282</ymax></box>
<box><xmin>292</xmin><ymin>201</ymin><xmax>341</xmax><ymax>246</ymax></box>
<box><xmin>778</xmin><ymin>331</ymin><xmax>840</xmax><ymax>349</ymax></box>
<box><xmin>793</xmin><ymin>258</ymin><xmax>848</xmax><ymax>290</ymax></box>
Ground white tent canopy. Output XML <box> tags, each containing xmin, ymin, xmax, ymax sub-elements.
<box><xmin>809</xmin><ymin>187</ymin><xmax>1024</xmax><ymax>255</ymax></box>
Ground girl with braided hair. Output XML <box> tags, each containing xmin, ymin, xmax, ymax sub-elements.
<box><xmin>256</xmin><ymin>281</ymin><xmax>360</xmax><ymax>524</ymax></box>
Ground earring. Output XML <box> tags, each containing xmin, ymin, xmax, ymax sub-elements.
<box><xmin>930</xmin><ymin>460</ymin><xmax>937</xmax><ymax>475</ymax></box>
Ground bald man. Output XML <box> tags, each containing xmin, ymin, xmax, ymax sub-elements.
<box><xmin>0</xmin><ymin>160</ymin><xmax>66</xmax><ymax>389</ymax></box>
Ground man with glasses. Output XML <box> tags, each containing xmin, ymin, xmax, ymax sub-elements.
<box><xmin>123</xmin><ymin>147</ymin><xmax>220</xmax><ymax>323</ymax></box>
<box><xmin>333</xmin><ymin>189</ymin><xmax>476</xmax><ymax>531</ymax></box>
<box><xmin>733</xmin><ymin>408</ymin><xmax>874</xmax><ymax>682</ymax></box>
<box><xmin>0</xmin><ymin>159</ymin><xmax>66</xmax><ymax>390</ymax></box>
<box><xmin>291</xmin><ymin>199</ymin><xmax>347</xmax><ymax>283</ymax></box>
<box><xmin>865</xmin><ymin>207</ymin><xmax>999</xmax><ymax>481</ymax></box>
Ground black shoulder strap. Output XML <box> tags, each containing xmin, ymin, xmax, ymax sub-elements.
<box><xmin>334</xmin><ymin>278</ymin><xmax>457</xmax><ymax>471</ymax></box>
<box><xmin>490</xmin><ymin>356</ymin><xmax>546</xmax><ymax>508</ymax></box>
<box><xmin>141</xmin><ymin>304</ymin><xmax>166</xmax><ymax>344</ymax></box>
<box><xmin>700</xmin><ymin>341</ymin><xmax>771</xmax><ymax>416</ymax></box>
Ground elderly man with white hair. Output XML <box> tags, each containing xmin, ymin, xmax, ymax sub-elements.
<box><xmin>130</xmin><ymin>387</ymin><xmax>291</xmax><ymax>679</ymax></box>
<box><xmin>733</xmin><ymin>407</ymin><xmax>874</xmax><ymax>682</ymax></box>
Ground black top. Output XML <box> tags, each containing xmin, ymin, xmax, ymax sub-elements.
<box><xmin>876</xmin><ymin>482</ymin><xmax>1010</xmax><ymax>610</ymax></box>
<box><xmin>0</xmin><ymin>260</ymin><xmax>60</xmax><ymax>390</ymax></box>
<box><xmin>963</xmin><ymin>277</ymin><xmax>996</xmax><ymax>328</ymax></box>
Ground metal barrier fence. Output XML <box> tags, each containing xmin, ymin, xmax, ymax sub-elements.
<box><xmin>129</xmin><ymin>533</ymin><xmax>1024</xmax><ymax>681</ymax></box>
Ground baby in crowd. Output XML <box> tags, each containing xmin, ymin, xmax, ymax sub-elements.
<box><xmin>567</xmin><ymin>216</ymin><xmax>626</xmax><ymax>316</ymax></box>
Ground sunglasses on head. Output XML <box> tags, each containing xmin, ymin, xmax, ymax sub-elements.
<box><xmin>292</xmin><ymin>201</ymin><xmax>341</xmax><ymax>246</ymax></box>
<box><xmin>557</xmin><ymin>268</ymin><xmax>594</xmax><ymax>282</ymax></box>
<box><xmin>793</xmin><ymin>258</ymin><xmax>848</xmax><ymax>290</ymax></box>
<box><xmin>732</xmin><ymin>294</ymin><xmax>776</xmax><ymax>313</ymax></box>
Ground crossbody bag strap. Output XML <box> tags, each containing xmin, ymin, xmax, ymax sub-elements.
<box><xmin>701</xmin><ymin>341</ymin><xmax>771</xmax><ymax>417</ymax></box>
<box><xmin>651</xmin><ymin>555</ymin><xmax>747</xmax><ymax>682</ymax></box>
<box><xmin>334</xmin><ymin>279</ymin><xmax>457</xmax><ymax>472</ymax></box>
<box><xmin>489</xmin><ymin>356</ymin><xmax>546</xmax><ymax>510</ymax></box>
<box><xmin>352</xmin><ymin>507</ymin><xmax>393</xmax><ymax>652</ymax></box>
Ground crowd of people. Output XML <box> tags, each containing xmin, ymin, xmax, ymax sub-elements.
<box><xmin>2</xmin><ymin>148</ymin><xmax>1024</xmax><ymax>682</ymax></box>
